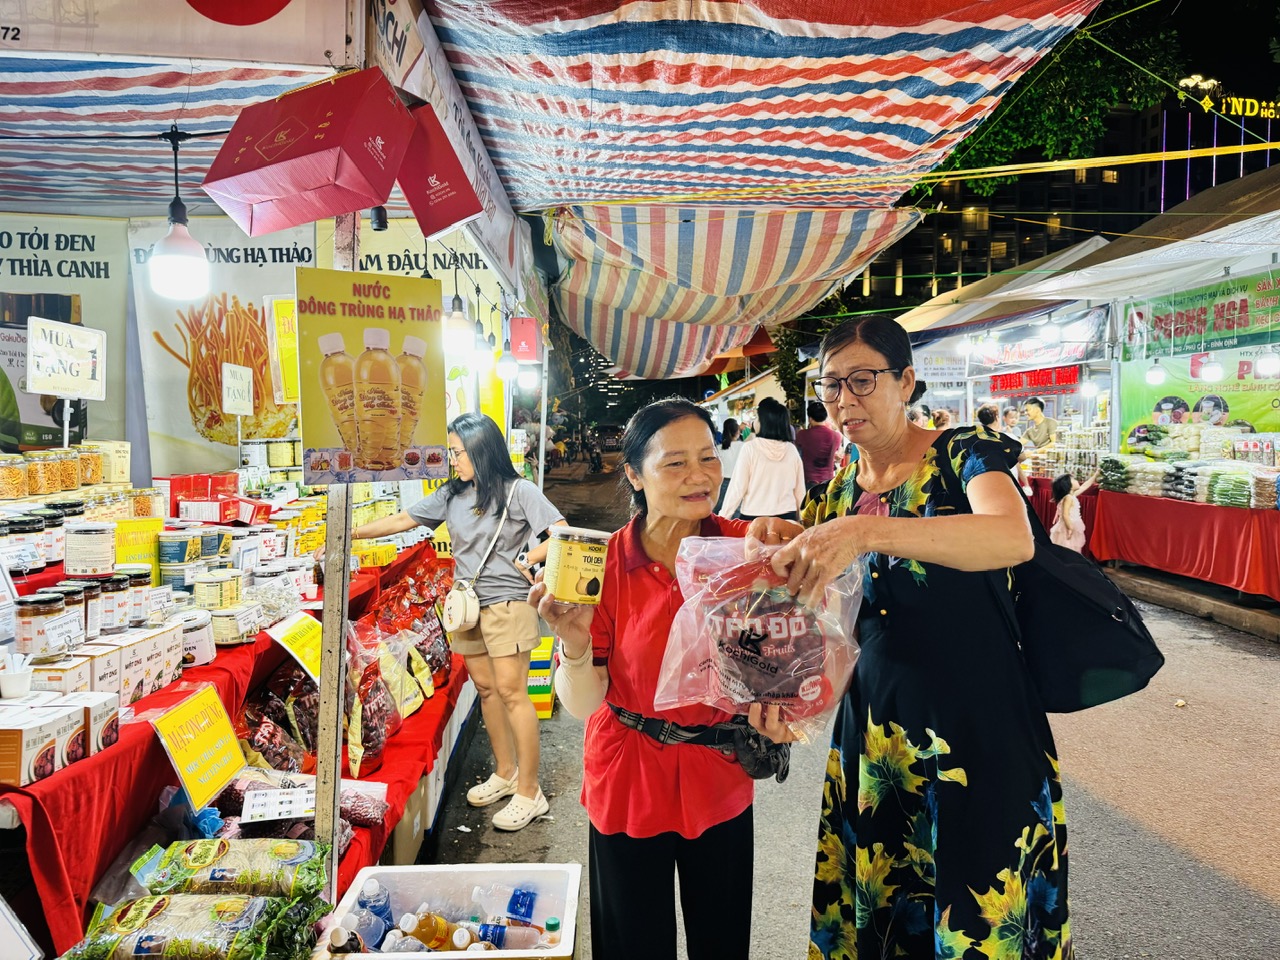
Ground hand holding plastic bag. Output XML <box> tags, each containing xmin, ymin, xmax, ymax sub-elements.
<box><xmin>654</xmin><ymin>537</ymin><xmax>861</xmax><ymax>743</ymax></box>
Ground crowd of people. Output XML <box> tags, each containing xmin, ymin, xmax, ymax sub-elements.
<box><xmin>398</xmin><ymin>327</ymin><xmax>1088</xmax><ymax>959</ymax></box>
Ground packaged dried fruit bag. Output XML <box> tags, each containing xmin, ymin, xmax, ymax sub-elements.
<box><xmin>266</xmin><ymin>663</ymin><xmax>321</xmax><ymax>754</ymax></box>
<box><xmin>654</xmin><ymin>537</ymin><xmax>861</xmax><ymax>743</ymax></box>
<box><xmin>132</xmin><ymin>838</ymin><xmax>329</xmax><ymax>898</ymax></box>
<box><xmin>345</xmin><ymin>656</ymin><xmax>400</xmax><ymax>778</ymax></box>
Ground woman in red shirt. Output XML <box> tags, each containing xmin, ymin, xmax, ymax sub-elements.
<box><xmin>531</xmin><ymin>398</ymin><xmax>757</xmax><ymax>960</ymax></box>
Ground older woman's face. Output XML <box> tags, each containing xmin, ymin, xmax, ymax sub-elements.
<box><xmin>821</xmin><ymin>341</ymin><xmax>917</xmax><ymax>446</ymax></box>
<box><xmin>625</xmin><ymin>416</ymin><xmax>722</xmax><ymax>523</ymax></box>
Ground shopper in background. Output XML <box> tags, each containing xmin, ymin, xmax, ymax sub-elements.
<box><xmin>532</xmin><ymin>398</ymin><xmax>763</xmax><ymax>960</ymax></box>
<box><xmin>1002</xmin><ymin>406</ymin><xmax>1022</xmax><ymax>439</ymax></box>
<box><xmin>341</xmin><ymin>413</ymin><xmax>566</xmax><ymax>831</ymax></box>
<box><xmin>907</xmin><ymin>402</ymin><xmax>932</xmax><ymax>426</ymax></box>
<box><xmin>1050</xmin><ymin>469</ymin><xmax>1098</xmax><ymax>553</ymax></box>
<box><xmin>714</xmin><ymin>417</ymin><xmax>745</xmax><ymax>513</ymax></box>
<box><xmin>793</xmin><ymin>400</ymin><xmax>843</xmax><ymax>489</ymax></box>
<box><xmin>976</xmin><ymin>403</ymin><xmax>1000</xmax><ymax>430</ymax></box>
<box><xmin>718</xmin><ymin>397</ymin><xmax>806</xmax><ymax>521</ymax></box>
<box><xmin>747</xmin><ymin>315</ymin><xmax>1069</xmax><ymax>959</ymax></box>
<box><xmin>931</xmin><ymin>408</ymin><xmax>952</xmax><ymax>429</ymax></box>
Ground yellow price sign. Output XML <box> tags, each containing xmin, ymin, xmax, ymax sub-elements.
<box><xmin>267</xmin><ymin>611</ymin><xmax>322</xmax><ymax>680</ymax></box>
<box><xmin>151</xmin><ymin>685</ymin><xmax>245</xmax><ymax>811</ymax></box>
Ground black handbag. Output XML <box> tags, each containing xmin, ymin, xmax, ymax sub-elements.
<box><xmin>607</xmin><ymin>704</ymin><xmax>791</xmax><ymax>783</ymax></box>
<box><xmin>989</xmin><ymin>493</ymin><xmax>1165</xmax><ymax>713</ymax></box>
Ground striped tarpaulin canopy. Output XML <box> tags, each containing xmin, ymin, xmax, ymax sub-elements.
<box><xmin>0</xmin><ymin>57</ymin><xmax>324</xmax><ymax>214</ymax></box>
<box><xmin>421</xmin><ymin>0</ymin><xmax>1102</xmax><ymax>377</ymax></box>
<box><xmin>554</xmin><ymin>203</ymin><xmax>920</xmax><ymax>377</ymax></box>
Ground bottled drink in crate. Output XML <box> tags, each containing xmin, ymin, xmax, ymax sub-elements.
<box><xmin>459</xmin><ymin>921</ymin><xmax>543</xmax><ymax>949</ymax></box>
<box><xmin>357</xmin><ymin>877</ymin><xmax>396</xmax><ymax>928</ymax></box>
<box><xmin>472</xmin><ymin>882</ymin><xmax>539</xmax><ymax>925</ymax></box>
<box><xmin>399</xmin><ymin>909</ymin><xmax>462</xmax><ymax>950</ymax></box>
<box><xmin>343</xmin><ymin>908</ymin><xmax>388</xmax><ymax>949</ymax></box>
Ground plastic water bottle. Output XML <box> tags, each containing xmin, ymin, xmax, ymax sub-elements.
<box><xmin>398</xmin><ymin>910</ymin><xmax>461</xmax><ymax>950</ymax></box>
<box><xmin>343</xmin><ymin>909</ymin><xmax>388</xmax><ymax>950</ymax></box>
<box><xmin>388</xmin><ymin>935</ymin><xmax>430</xmax><ymax>953</ymax></box>
<box><xmin>460</xmin><ymin>921</ymin><xmax>542</xmax><ymax>949</ymax></box>
<box><xmin>471</xmin><ymin>883</ymin><xmax>539</xmax><ymax>926</ymax></box>
<box><xmin>328</xmin><ymin>926</ymin><xmax>366</xmax><ymax>954</ymax></box>
<box><xmin>358</xmin><ymin>878</ymin><xmax>396</xmax><ymax>929</ymax></box>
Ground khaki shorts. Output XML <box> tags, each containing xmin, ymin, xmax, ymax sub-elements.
<box><xmin>450</xmin><ymin>600</ymin><xmax>541</xmax><ymax>659</ymax></box>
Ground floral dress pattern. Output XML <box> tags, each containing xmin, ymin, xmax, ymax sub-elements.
<box><xmin>805</xmin><ymin>428</ymin><xmax>1071</xmax><ymax>960</ymax></box>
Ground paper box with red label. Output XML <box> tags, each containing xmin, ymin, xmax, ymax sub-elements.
<box><xmin>399</xmin><ymin>104</ymin><xmax>485</xmax><ymax>240</ymax></box>
<box><xmin>180</xmin><ymin>496</ymin><xmax>272</xmax><ymax>526</ymax></box>
<box><xmin>203</xmin><ymin>67</ymin><xmax>414</xmax><ymax>236</ymax></box>
<box><xmin>0</xmin><ymin>706</ymin><xmax>71</xmax><ymax>785</ymax></box>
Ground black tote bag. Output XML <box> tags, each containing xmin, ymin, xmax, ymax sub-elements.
<box><xmin>990</xmin><ymin>494</ymin><xmax>1165</xmax><ymax>713</ymax></box>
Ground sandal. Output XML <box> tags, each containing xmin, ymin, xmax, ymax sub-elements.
<box><xmin>492</xmin><ymin>790</ymin><xmax>549</xmax><ymax>831</ymax></box>
<box><xmin>467</xmin><ymin>770</ymin><xmax>519</xmax><ymax>808</ymax></box>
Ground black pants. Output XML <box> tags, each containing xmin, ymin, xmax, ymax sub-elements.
<box><xmin>589</xmin><ymin>806</ymin><xmax>753</xmax><ymax>960</ymax></box>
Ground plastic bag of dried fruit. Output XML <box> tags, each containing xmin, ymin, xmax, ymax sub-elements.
<box><xmin>654</xmin><ymin>537</ymin><xmax>861</xmax><ymax>744</ymax></box>
<box><xmin>343</xmin><ymin>636</ymin><xmax>403</xmax><ymax>778</ymax></box>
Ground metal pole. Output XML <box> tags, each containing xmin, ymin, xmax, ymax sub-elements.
<box><xmin>62</xmin><ymin>399</ymin><xmax>71</xmax><ymax>448</ymax></box>
<box><xmin>537</xmin><ymin>344</ymin><xmax>550</xmax><ymax>493</ymax></box>
<box><xmin>236</xmin><ymin>416</ymin><xmax>243</xmax><ymax>466</ymax></box>
<box><xmin>315</xmin><ymin>210</ymin><xmax>359</xmax><ymax>899</ymax></box>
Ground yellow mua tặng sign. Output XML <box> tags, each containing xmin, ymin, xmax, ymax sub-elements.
<box><xmin>151</xmin><ymin>685</ymin><xmax>246</xmax><ymax>811</ymax></box>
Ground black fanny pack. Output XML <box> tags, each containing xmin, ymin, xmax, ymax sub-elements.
<box><xmin>607</xmin><ymin>703</ymin><xmax>790</xmax><ymax>783</ymax></box>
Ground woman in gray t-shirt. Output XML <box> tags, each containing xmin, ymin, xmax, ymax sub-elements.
<box><xmin>351</xmin><ymin>412</ymin><xmax>566</xmax><ymax>831</ymax></box>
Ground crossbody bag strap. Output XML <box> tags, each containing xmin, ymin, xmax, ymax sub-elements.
<box><xmin>470</xmin><ymin>481</ymin><xmax>518</xmax><ymax>585</ymax></box>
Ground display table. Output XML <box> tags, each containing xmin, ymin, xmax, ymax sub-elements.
<box><xmin>2</xmin><ymin>539</ymin><xmax>455</xmax><ymax>953</ymax></box>
<box><xmin>1027</xmin><ymin>477</ymin><xmax>1099</xmax><ymax>558</ymax></box>
<box><xmin>1091</xmin><ymin>491</ymin><xmax>1280</xmax><ymax>602</ymax></box>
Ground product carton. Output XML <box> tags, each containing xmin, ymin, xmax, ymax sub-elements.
<box><xmin>140</xmin><ymin>630</ymin><xmax>169</xmax><ymax>696</ymax></box>
<box><xmin>150</xmin><ymin>621</ymin><xmax>184</xmax><ymax>687</ymax></box>
<box><xmin>31</xmin><ymin>655</ymin><xmax>92</xmax><ymax>694</ymax></box>
<box><xmin>93</xmin><ymin>634</ymin><xmax>149</xmax><ymax>704</ymax></box>
<box><xmin>75</xmin><ymin>643</ymin><xmax>124</xmax><ymax>697</ymax></box>
<box><xmin>0</xmin><ymin>706</ymin><xmax>68</xmax><ymax>785</ymax></box>
<box><xmin>50</xmin><ymin>692</ymin><xmax>120</xmax><ymax>757</ymax></box>
<box><xmin>0</xmin><ymin>691</ymin><xmax>59</xmax><ymax>708</ymax></box>
<box><xmin>80</xmin><ymin>440</ymin><xmax>131</xmax><ymax>483</ymax></box>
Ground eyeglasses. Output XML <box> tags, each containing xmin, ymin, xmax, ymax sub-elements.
<box><xmin>448</xmin><ymin>447</ymin><xmax>468</xmax><ymax>461</ymax></box>
<box><xmin>812</xmin><ymin>368</ymin><xmax>901</xmax><ymax>402</ymax></box>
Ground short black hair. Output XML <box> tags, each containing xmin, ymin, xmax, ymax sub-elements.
<box><xmin>976</xmin><ymin>404</ymin><xmax>999</xmax><ymax>427</ymax></box>
<box><xmin>1024</xmin><ymin>397</ymin><xmax>1045</xmax><ymax>412</ymax></box>
<box><xmin>755</xmin><ymin>397</ymin><xmax>791</xmax><ymax>441</ymax></box>
<box><xmin>620</xmin><ymin>398</ymin><xmax>715</xmax><ymax>516</ymax></box>
<box><xmin>1052</xmin><ymin>474</ymin><xmax>1074</xmax><ymax>502</ymax></box>
<box><xmin>806</xmin><ymin>400</ymin><xmax>828</xmax><ymax>423</ymax></box>
<box><xmin>818</xmin><ymin>316</ymin><xmax>926</xmax><ymax>405</ymax></box>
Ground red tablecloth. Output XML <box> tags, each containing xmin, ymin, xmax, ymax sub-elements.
<box><xmin>1028</xmin><ymin>477</ymin><xmax>1099</xmax><ymax>558</ymax></box>
<box><xmin>1091</xmin><ymin>491</ymin><xmax>1280</xmax><ymax>601</ymax></box>
<box><xmin>3</xmin><ymin>539</ymin><xmax>452</xmax><ymax>953</ymax></box>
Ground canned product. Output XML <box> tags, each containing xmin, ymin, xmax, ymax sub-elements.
<box><xmin>159</xmin><ymin>561</ymin><xmax>206</xmax><ymax>594</ymax></box>
<box><xmin>15</xmin><ymin>593</ymin><xmax>70</xmax><ymax>662</ymax></box>
<box><xmin>65</xmin><ymin>522</ymin><xmax>118</xmax><ymax>576</ymax></box>
<box><xmin>99</xmin><ymin>574</ymin><xmax>132</xmax><ymax>634</ymax></box>
<box><xmin>175</xmin><ymin>609</ymin><xmax>215</xmax><ymax>666</ymax></box>
<box><xmin>158</xmin><ymin>529</ymin><xmax>202</xmax><ymax>565</ymax></box>
<box><xmin>60</xmin><ymin>578</ymin><xmax>102</xmax><ymax>641</ymax></box>
<box><xmin>115</xmin><ymin>564</ymin><xmax>154</xmax><ymax>627</ymax></box>
<box><xmin>193</xmin><ymin>569</ymin><xmax>244</xmax><ymax>610</ymax></box>
<box><xmin>199</xmin><ymin>527</ymin><xmax>223</xmax><ymax>559</ymax></box>
<box><xmin>542</xmin><ymin>526</ymin><xmax>610</xmax><ymax>605</ymax></box>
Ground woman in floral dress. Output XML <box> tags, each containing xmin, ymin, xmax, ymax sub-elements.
<box><xmin>749</xmin><ymin>317</ymin><xmax>1072</xmax><ymax>960</ymax></box>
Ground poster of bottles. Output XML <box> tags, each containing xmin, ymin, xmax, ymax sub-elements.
<box><xmin>294</xmin><ymin>267</ymin><xmax>448</xmax><ymax>484</ymax></box>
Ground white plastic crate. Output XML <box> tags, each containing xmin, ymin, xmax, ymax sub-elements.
<box><xmin>336</xmin><ymin>862</ymin><xmax>582</xmax><ymax>958</ymax></box>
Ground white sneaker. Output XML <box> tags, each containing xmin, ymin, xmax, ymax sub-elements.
<box><xmin>492</xmin><ymin>790</ymin><xmax>549</xmax><ymax>831</ymax></box>
<box><xmin>467</xmin><ymin>771</ymin><xmax>519</xmax><ymax>808</ymax></box>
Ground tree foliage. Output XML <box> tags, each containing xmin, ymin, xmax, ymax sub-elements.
<box><xmin>769</xmin><ymin>325</ymin><xmax>807</xmax><ymax>416</ymax></box>
<box><xmin>925</xmin><ymin>0</ymin><xmax>1186</xmax><ymax>196</ymax></box>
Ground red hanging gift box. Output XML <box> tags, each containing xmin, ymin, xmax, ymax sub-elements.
<box><xmin>203</xmin><ymin>67</ymin><xmax>414</xmax><ymax>236</ymax></box>
<box><xmin>398</xmin><ymin>105</ymin><xmax>486</xmax><ymax>240</ymax></box>
<box><xmin>509</xmin><ymin>316</ymin><xmax>541</xmax><ymax>362</ymax></box>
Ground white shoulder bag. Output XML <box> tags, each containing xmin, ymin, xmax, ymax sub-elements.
<box><xmin>441</xmin><ymin>482</ymin><xmax>518</xmax><ymax>633</ymax></box>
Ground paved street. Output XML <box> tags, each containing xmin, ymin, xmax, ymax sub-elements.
<box><xmin>434</xmin><ymin>460</ymin><xmax>1280</xmax><ymax>959</ymax></box>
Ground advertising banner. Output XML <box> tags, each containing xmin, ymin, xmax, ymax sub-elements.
<box><xmin>316</xmin><ymin>220</ymin><xmax>508</xmax><ymax>429</ymax></box>
<box><xmin>965</xmin><ymin>308</ymin><xmax>1109</xmax><ymax>377</ymax></box>
<box><xmin>26</xmin><ymin>318</ymin><xmax>106</xmax><ymax>401</ymax></box>
<box><xmin>1123</xmin><ymin>269</ymin><xmax>1280</xmax><ymax>359</ymax></box>
<box><xmin>130</xmin><ymin>218</ymin><xmax>311</xmax><ymax>476</ymax></box>
<box><xmin>295</xmin><ymin>267</ymin><xmax>446</xmax><ymax>484</ymax></box>
<box><xmin>1</xmin><ymin>0</ymin><xmax>347</xmax><ymax>67</ymax></box>
<box><xmin>1120</xmin><ymin>345</ymin><xmax>1280</xmax><ymax>438</ymax></box>
<box><xmin>265</xmin><ymin>297</ymin><xmax>300</xmax><ymax>404</ymax></box>
<box><xmin>0</xmin><ymin>215</ymin><xmax>128</xmax><ymax>449</ymax></box>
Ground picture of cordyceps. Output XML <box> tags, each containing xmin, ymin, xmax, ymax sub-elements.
<box><xmin>153</xmin><ymin>294</ymin><xmax>296</xmax><ymax>446</ymax></box>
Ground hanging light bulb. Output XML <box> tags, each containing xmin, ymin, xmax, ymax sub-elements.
<box><xmin>150</xmin><ymin>125</ymin><xmax>209</xmax><ymax>300</ymax></box>
<box><xmin>1199</xmin><ymin>353</ymin><xmax>1224</xmax><ymax>382</ymax></box>
<box><xmin>1145</xmin><ymin>358</ymin><xmax>1167</xmax><ymax>386</ymax></box>
<box><xmin>1257</xmin><ymin>345</ymin><xmax>1280</xmax><ymax>377</ymax></box>
<box><xmin>496</xmin><ymin>339</ymin><xmax>519</xmax><ymax>381</ymax></box>
<box><xmin>517</xmin><ymin>364</ymin><xmax>540</xmax><ymax>390</ymax></box>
